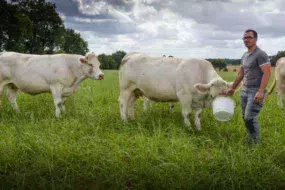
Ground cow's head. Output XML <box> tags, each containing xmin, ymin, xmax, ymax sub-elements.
<box><xmin>194</xmin><ymin>78</ymin><xmax>233</xmax><ymax>105</ymax></box>
<box><xmin>80</xmin><ymin>53</ymin><xmax>104</xmax><ymax>80</ymax></box>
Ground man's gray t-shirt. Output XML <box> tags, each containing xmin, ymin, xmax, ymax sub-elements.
<box><xmin>241</xmin><ymin>46</ymin><xmax>270</xmax><ymax>88</ymax></box>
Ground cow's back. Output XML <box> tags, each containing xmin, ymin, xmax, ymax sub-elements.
<box><xmin>120</xmin><ymin>52</ymin><xmax>181</xmax><ymax>84</ymax></box>
<box><xmin>0</xmin><ymin>52</ymin><xmax>81</xmax><ymax>94</ymax></box>
<box><xmin>120</xmin><ymin>52</ymin><xmax>214</xmax><ymax>84</ymax></box>
<box><xmin>0</xmin><ymin>52</ymin><xmax>80</xmax><ymax>75</ymax></box>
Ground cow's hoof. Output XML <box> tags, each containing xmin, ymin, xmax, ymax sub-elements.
<box><xmin>186</xmin><ymin>126</ymin><xmax>192</xmax><ymax>131</ymax></box>
<box><xmin>195</xmin><ymin>127</ymin><xmax>201</xmax><ymax>131</ymax></box>
<box><xmin>184</xmin><ymin>120</ymin><xmax>191</xmax><ymax>127</ymax></box>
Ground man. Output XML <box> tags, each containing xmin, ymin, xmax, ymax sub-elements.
<box><xmin>227</xmin><ymin>29</ymin><xmax>271</xmax><ymax>144</ymax></box>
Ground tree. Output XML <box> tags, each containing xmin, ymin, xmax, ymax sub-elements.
<box><xmin>98</xmin><ymin>52</ymin><xmax>126</xmax><ymax>70</ymax></box>
<box><xmin>106</xmin><ymin>55</ymin><xmax>117</xmax><ymax>69</ymax></box>
<box><xmin>0</xmin><ymin>0</ymin><xmax>32</xmax><ymax>52</ymax></box>
<box><xmin>98</xmin><ymin>54</ymin><xmax>107</xmax><ymax>69</ymax></box>
<box><xmin>207</xmin><ymin>58</ymin><xmax>227</xmax><ymax>70</ymax></box>
<box><xmin>59</xmin><ymin>28</ymin><xmax>89</xmax><ymax>55</ymax></box>
<box><xmin>10</xmin><ymin>0</ymin><xmax>64</xmax><ymax>54</ymax></box>
<box><xmin>1</xmin><ymin>0</ymin><xmax>89</xmax><ymax>54</ymax></box>
<box><xmin>98</xmin><ymin>54</ymin><xmax>116</xmax><ymax>70</ymax></box>
<box><xmin>225</xmin><ymin>58</ymin><xmax>241</xmax><ymax>65</ymax></box>
<box><xmin>111</xmin><ymin>50</ymin><xmax>126</xmax><ymax>69</ymax></box>
<box><xmin>271</xmin><ymin>51</ymin><xmax>285</xmax><ymax>67</ymax></box>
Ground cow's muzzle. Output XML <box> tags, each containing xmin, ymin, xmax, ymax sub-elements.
<box><xmin>98</xmin><ymin>74</ymin><xmax>104</xmax><ymax>80</ymax></box>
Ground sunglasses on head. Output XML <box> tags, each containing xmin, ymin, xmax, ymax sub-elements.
<box><xmin>242</xmin><ymin>36</ymin><xmax>255</xmax><ymax>40</ymax></box>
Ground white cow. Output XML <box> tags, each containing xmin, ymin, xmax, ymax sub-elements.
<box><xmin>268</xmin><ymin>57</ymin><xmax>285</xmax><ymax>107</ymax></box>
<box><xmin>118</xmin><ymin>52</ymin><xmax>232</xmax><ymax>130</ymax></box>
<box><xmin>0</xmin><ymin>52</ymin><xmax>104</xmax><ymax>117</ymax></box>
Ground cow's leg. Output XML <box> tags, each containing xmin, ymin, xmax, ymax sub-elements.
<box><xmin>194</xmin><ymin>108</ymin><xmax>202</xmax><ymax>131</ymax></box>
<box><xmin>0</xmin><ymin>83</ymin><xmax>4</xmax><ymax>108</ymax></box>
<box><xmin>6</xmin><ymin>84</ymin><xmax>19</xmax><ymax>111</ymax></box>
<box><xmin>118</xmin><ymin>89</ymin><xmax>132</xmax><ymax>121</ymax></box>
<box><xmin>128</xmin><ymin>92</ymin><xmax>137</xmax><ymax>120</ymax></box>
<box><xmin>169</xmin><ymin>103</ymin><xmax>174</xmax><ymax>113</ymax></box>
<box><xmin>0</xmin><ymin>81</ymin><xmax>9</xmax><ymax>108</ymax></box>
<box><xmin>143</xmin><ymin>97</ymin><xmax>152</xmax><ymax>111</ymax></box>
<box><xmin>277</xmin><ymin>80</ymin><xmax>284</xmax><ymax>108</ymax></box>
<box><xmin>177</xmin><ymin>92</ymin><xmax>192</xmax><ymax>129</ymax></box>
<box><xmin>277</xmin><ymin>90</ymin><xmax>284</xmax><ymax>108</ymax></box>
<box><xmin>50</xmin><ymin>85</ymin><xmax>63</xmax><ymax>118</ymax></box>
<box><xmin>276</xmin><ymin>79</ymin><xmax>285</xmax><ymax>108</ymax></box>
<box><xmin>61</xmin><ymin>97</ymin><xmax>67</xmax><ymax>114</ymax></box>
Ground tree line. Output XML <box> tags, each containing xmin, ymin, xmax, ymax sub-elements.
<box><xmin>98</xmin><ymin>51</ymin><xmax>126</xmax><ymax>70</ymax></box>
<box><xmin>206</xmin><ymin>50</ymin><xmax>285</xmax><ymax>70</ymax></box>
<box><xmin>0</xmin><ymin>0</ymin><xmax>88</xmax><ymax>55</ymax></box>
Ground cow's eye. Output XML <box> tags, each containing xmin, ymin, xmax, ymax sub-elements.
<box><xmin>88</xmin><ymin>63</ymin><xmax>93</xmax><ymax>67</ymax></box>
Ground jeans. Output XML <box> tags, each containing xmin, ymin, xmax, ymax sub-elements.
<box><xmin>240</xmin><ymin>87</ymin><xmax>266</xmax><ymax>144</ymax></box>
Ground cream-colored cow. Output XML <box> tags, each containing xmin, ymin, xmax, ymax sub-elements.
<box><xmin>118</xmin><ymin>52</ymin><xmax>232</xmax><ymax>130</ymax></box>
<box><xmin>268</xmin><ymin>57</ymin><xmax>285</xmax><ymax>107</ymax></box>
<box><xmin>0</xmin><ymin>52</ymin><xmax>104</xmax><ymax>117</ymax></box>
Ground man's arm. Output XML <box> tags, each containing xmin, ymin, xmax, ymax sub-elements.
<box><xmin>254</xmin><ymin>64</ymin><xmax>271</xmax><ymax>104</ymax></box>
<box><xmin>258</xmin><ymin>64</ymin><xmax>271</xmax><ymax>92</ymax></box>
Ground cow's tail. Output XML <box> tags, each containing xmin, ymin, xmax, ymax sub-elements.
<box><xmin>119</xmin><ymin>52</ymin><xmax>138</xmax><ymax>70</ymax></box>
<box><xmin>119</xmin><ymin>54</ymin><xmax>131</xmax><ymax>88</ymax></box>
<box><xmin>120</xmin><ymin>54</ymin><xmax>129</xmax><ymax>67</ymax></box>
<box><xmin>268</xmin><ymin>74</ymin><xmax>276</xmax><ymax>95</ymax></box>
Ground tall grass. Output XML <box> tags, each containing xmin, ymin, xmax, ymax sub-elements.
<box><xmin>0</xmin><ymin>70</ymin><xmax>285</xmax><ymax>189</ymax></box>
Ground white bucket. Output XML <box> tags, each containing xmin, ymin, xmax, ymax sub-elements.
<box><xmin>212</xmin><ymin>96</ymin><xmax>235</xmax><ymax>122</ymax></box>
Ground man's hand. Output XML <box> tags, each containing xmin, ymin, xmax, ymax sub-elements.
<box><xmin>254</xmin><ymin>90</ymin><xmax>264</xmax><ymax>104</ymax></box>
<box><xmin>226</xmin><ymin>87</ymin><xmax>235</xmax><ymax>96</ymax></box>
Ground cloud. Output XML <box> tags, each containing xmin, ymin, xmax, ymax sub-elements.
<box><xmin>64</xmin><ymin>16</ymin><xmax>138</xmax><ymax>35</ymax></box>
<box><xmin>47</xmin><ymin>0</ymin><xmax>285</xmax><ymax>58</ymax></box>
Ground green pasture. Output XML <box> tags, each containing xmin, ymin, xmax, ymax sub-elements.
<box><xmin>0</xmin><ymin>70</ymin><xmax>285</xmax><ymax>189</ymax></box>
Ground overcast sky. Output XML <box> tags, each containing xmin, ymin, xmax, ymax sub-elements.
<box><xmin>47</xmin><ymin>0</ymin><xmax>285</xmax><ymax>59</ymax></box>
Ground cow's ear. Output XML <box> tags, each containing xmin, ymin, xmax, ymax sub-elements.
<box><xmin>194</xmin><ymin>83</ymin><xmax>210</xmax><ymax>94</ymax></box>
<box><xmin>80</xmin><ymin>57</ymin><xmax>88</xmax><ymax>64</ymax></box>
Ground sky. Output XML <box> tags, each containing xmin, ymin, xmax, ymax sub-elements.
<box><xmin>47</xmin><ymin>0</ymin><xmax>285</xmax><ymax>59</ymax></box>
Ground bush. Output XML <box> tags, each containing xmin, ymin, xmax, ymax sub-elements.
<box><xmin>271</xmin><ymin>50</ymin><xmax>285</xmax><ymax>67</ymax></box>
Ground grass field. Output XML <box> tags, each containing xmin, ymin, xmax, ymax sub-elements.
<box><xmin>1</xmin><ymin>70</ymin><xmax>285</xmax><ymax>189</ymax></box>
